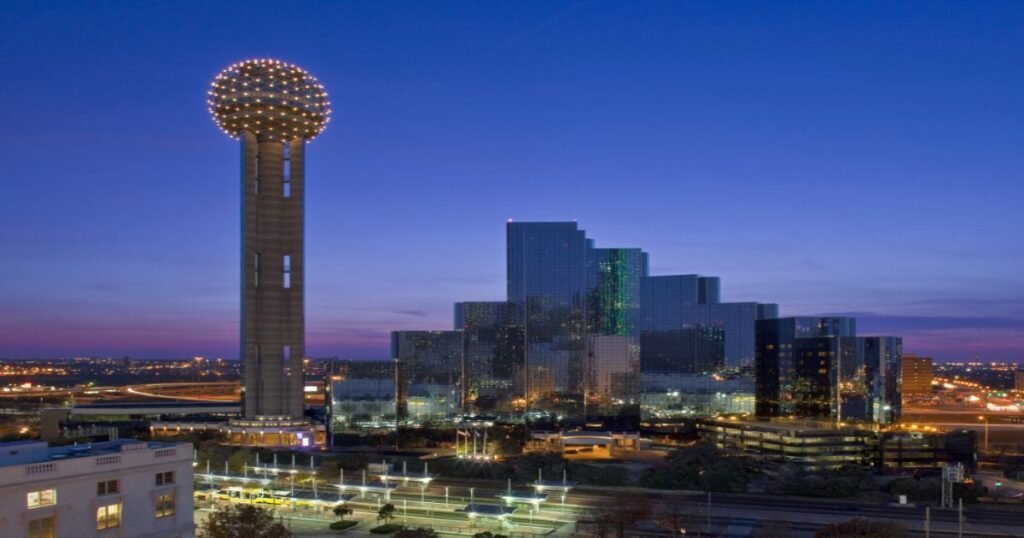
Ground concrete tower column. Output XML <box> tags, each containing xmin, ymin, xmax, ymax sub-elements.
<box><xmin>241</xmin><ymin>131</ymin><xmax>306</xmax><ymax>419</ymax></box>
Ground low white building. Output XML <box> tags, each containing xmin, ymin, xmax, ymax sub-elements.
<box><xmin>0</xmin><ymin>439</ymin><xmax>194</xmax><ymax>538</ymax></box>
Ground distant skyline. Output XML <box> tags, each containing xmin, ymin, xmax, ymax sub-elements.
<box><xmin>1</xmin><ymin>2</ymin><xmax>1022</xmax><ymax>361</ymax></box>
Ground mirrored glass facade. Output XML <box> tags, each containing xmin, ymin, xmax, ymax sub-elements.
<box><xmin>507</xmin><ymin>222</ymin><xmax>589</xmax><ymax>419</ymax></box>
<box><xmin>755</xmin><ymin>317</ymin><xmax>858</xmax><ymax>420</ymax></box>
<box><xmin>587</xmin><ymin>248</ymin><xmax>648</xmax><ymax>337</ymax></box>
<box><xmin>841</xmin><ymin>336</ymin><xmax>902</xmax><ymax>424</ymax></box>
<box><xmin>585</xmin><ymin>335</ymin><xmax>641</xmax><ymax>426</ymax></box>
<box><xmin>391</xmin><ymin>330</ymin><xmax>463</xmax><ymax>424</ymax></box>
<box><xmin>326</xmin><ymin>360</ymin><xmax>396</xmax><ymax>434</ymax></box>
<box><xmin>454</xmin><ymin>301</ymin><xmax>524</xmax><ymax>416</ymax></box>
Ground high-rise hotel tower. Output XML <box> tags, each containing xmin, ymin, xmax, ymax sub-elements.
<box><xmin>208</xmin><ymin>59</ymin><xmax>330</xmax><ymax>433</ymax></box>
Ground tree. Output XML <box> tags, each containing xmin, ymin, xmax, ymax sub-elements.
<box><xmin>333</xmin><ymin>504</ymin><xmax>353</xmax><ymax>521</ymax></box>
<box><xmin>198</xmin><ymin>504</ymin><xmax>291</xmax><ymax>538</ymax></box>
<box><xmin>377</xmin><ymin>503</ymin><xmax>396</xmax><ymax>525</ymax></box>
<box><xmin>814</xmin><ymin>518</ymin><xmax>907</xmax><ymax>538</ymax></box>
<box><xmin>474</xmin><ymin>533</ymin><xmax>510</xmax><ymax>538</ymax></box>
<box><xmin>394</xmin><ymin>529</ymin><xmax>438</xmax><ymax>538</ymax></box>
<box><xmin>654</xmin><ymin>499</ymin><xmax>699</xmax><ymax>536</ymax></box>
<box><xmin>226</xmin><ymin>449</ymin><xmax>255</xmax><ymax>474</ymax></box>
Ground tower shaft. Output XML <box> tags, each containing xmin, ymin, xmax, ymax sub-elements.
<box><xmin>241</xmin><ymin>131</ymin><xmax>305</xmax><ymax>419</ymax></box>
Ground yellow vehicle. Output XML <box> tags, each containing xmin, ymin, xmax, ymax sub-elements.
<box><xmin>253</xmin><ymin>495</ymin><xmax>286</xmax><ymax>506</ymax></box>
<box><xmin>194</xmin><ymin>489</ymin><xmax>218</xmax><ymax>502</ymax></box>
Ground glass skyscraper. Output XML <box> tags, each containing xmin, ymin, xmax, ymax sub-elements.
<box><xmin>841</xmin><ymin>336</ymin><xmax>902</xmax><ymax>424</ymax></box>
<box><xmin>587</xmin><ymin>247</ymin><xmax>648</xmax><ymax>337</ymax></box>
<box><xmin>755</xmin><ymin>317</ymin><xmax>857</xmax><ymax>419</ymax></box>
<box><xmin>454</xmin><ymin>301</ymin><xmax>524</xmax><ymax>415</ymax></box>
<box><xmin>507</xmin><ymin>222</ymin><xmax>590</xmax><ymax>420</ymax></box>
<box><xmin>391</xmin><ymin>330</ymin><xmax>464</xmax><ymax>424</ymax></box>
<box><xmin>586</xmin><ymin>335</ymin><xmax>641</xmax><ymax>426</ymax></box>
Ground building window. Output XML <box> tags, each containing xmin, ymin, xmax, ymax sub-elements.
<box><xmin>254</xmin><ymin>253</ymin><xmax>261</xmax><ymax>288</ymax></box>
<box><xmin>283</xmin><ymin>143</ymin><xmax>291</xmax><ymax>198</ymax></box>
<box><xmin>97</xmin><ymin>480</ymin><xmax>118</xmax><ymax>496</ymax></box>
<box><xmin>155</xmin><ymin>471</ymin><xmax>174</xmax><ymax>486</ymax></box>
<box><xmin>283</xmin><ymin>255</ymin><xmax>291</xmax><ymax>289</ymax></box>
<box><xmin>27</xmin><ymin>489</ymin><xmax>56</xmax><ymax>509</ymax></box>
<box><xmin>254</xmin><ymin>155</ymin><xmax>261</xmax><ymax>194</ymax></box>
<box><xmin>96</xmin><ymin>503</ymin><xmax>121</xmax><ymax>530</ymax></box>
<box><xmin>155</xmin><ymin>493</ymin><xmax>175</xmax><ymax>518</ymax></box>
<box><xmin>28</xmin><ymin>515</ymin><xmax>55</xmax><ymax>538</ymax></box>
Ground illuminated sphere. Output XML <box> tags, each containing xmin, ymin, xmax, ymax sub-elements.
<box><xmin>208</xmin><ymin>58</ymin><xmax>331</xmax><ymax>142</ymax></box>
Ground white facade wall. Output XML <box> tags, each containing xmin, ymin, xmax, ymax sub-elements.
<box><xmin>0</xmin><ymin>441</ymin><xmax>194</xmax><ymax>538</ymax></box>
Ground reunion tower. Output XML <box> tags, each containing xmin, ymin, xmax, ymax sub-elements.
<box><xmin>208</xmin><ymin>59</ymin><xmax>330</xmax><ymax>443</ymax></box>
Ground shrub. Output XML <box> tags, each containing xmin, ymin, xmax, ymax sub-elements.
<box><xmin>369</xmin><ymin>524</ymin><xmax>404</xmax><ymax>534</ymax></box>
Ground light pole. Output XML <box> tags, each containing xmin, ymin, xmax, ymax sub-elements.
<box><xmin>977</xmin><ymin>416</ymin><xmax>989</xmax><ymax>453</ymax></box>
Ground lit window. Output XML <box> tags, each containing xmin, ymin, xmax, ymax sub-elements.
<box><xmin>155</xmin><ymin>493</ymin><xmax>175</xmax><ymax>518</ymax></box>
<box><xmin>96</xmin><ymin>503</ymin><xmax>121</xmax><ymax>530</ymax></box>
<box><xmin>28</xmin><ymin>515</ymin><xmax>55</xmax><ymax>538</ymax></box>
<box><xmin>155</xmin><ymin>471</ymin><xmax>174</xmax><ymax>486</ymax></box>
<box><xmin>283</xmin><ymin>255</ymin><xmax>291</xmax><ymax>289</ymax></box>
<box><xmin>97</xmin><ymin>480</ymin><xmax>118</xmax><ymax>496</ymax></box>
<box><xmin>27</xmin><ymin>489</ymin><xmax>56</xmax><ymax>509</ymax></box>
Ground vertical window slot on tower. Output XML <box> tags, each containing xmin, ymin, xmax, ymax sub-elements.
<box><xmin>283</xmin><ymin>345</ymin><xmax>291</xmax><ymax>375</ymax></box>
<box><xmin>283</xmin><ymin>144</ymin><xmax>291</xmax><ymax>198</ymax></box>
<box><xmin>254</xmin><ymin>253</ymin><xmax>261</xmax><ymax>288</ymax></box>
<box><xmin>283</xmin><ymin>255</ymin><xmax>291</xmax><ymax>288</ymax></box>
<box><xmin>254</xmin><ymin>155</ymin><xmax>261</xmax><ymax>194</ymax></box>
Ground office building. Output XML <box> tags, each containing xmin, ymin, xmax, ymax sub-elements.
<box><xmin>0</xmin><ymin>439</ymin><xmax>194</xmax><ymax>538</ymax></box>
<box><xmin>843</xmin><ymin>336</ymin><xmax>902</xmax><ymax>424</ymax></box>
<box><xmin>587</xmin><ymin>247</ymin><xmax>648</xmax><ymax>337</ymax></box>
<box><xmin>585</xmin><ymin>335</ymin><xmax>641</xmax><ymax>424</ymax></box>
<box><xmin>754</xmin><ymin>317</ymin><xmax>856</xmax><ymax>419</ymax></box>
<box><xmin>697</xmin><ymin>418</ymin><xmax>875</xmax><ymax>470</ymax></box>
<box><xmin>507</xmin><ymin>221</ymin><xmax>590</xmax><ymax>419</ymax></box>
<box><xmin>325</xmin><ymin>360</ymin><xmax>396</xmax><ymax>435</ymax></box>
<box><xmin>640</xmin><ymin>276</ymin><xmax>776</xmax><ymax>369</ymax></box>
<box><xmin>209</xmin><ymin>59</ymin><xmax>331</xmax><ymax>443</ymax></box>
<box><xmin>879</xmin><ymin>429</ymin><xmax>976</xmax><ymax>474</ymax></box>
<box><xmin>392</xmin><ymin>331</ymin><xmax>464</xmax><ymax>424</ymax></box>
<box><xmin>639</xmin><ymin>325</ymin><xmax>725</xmax><ymax>374</ymax></box>
<box><xmin>641</xmin><ymin>373</ymin><xmax>755</xmax><ymax>418</ymax></box>
<box><xmin>679</xmin><ymin>303</ymin><xmax>779</xmax><ymax>367</ymax></box>
<box><xmin>901</xmin><ymin>354</ymin><xmax>934</xmax><ymax>395</ymax></box>
<box><xmin>455</xmin><ymin>302</ymin><xmax>525</xmax><ymax>415</ymax></box>
<box><xmin>1016</xmin><ymin>371</ymin><xmax>1024</xmax><ymax>392</ymax></box>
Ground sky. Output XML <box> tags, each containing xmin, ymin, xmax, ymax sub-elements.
<box><xmin>0</xmin><ymin>1</ymin><xmax>1022</xmax><ymax>361</ymax></box>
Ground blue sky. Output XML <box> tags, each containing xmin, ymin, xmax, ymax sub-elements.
<box><xmin>0</xmin><ymin>1</ymin><xmax>1021</xmax><ymax>361</ymax></box>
